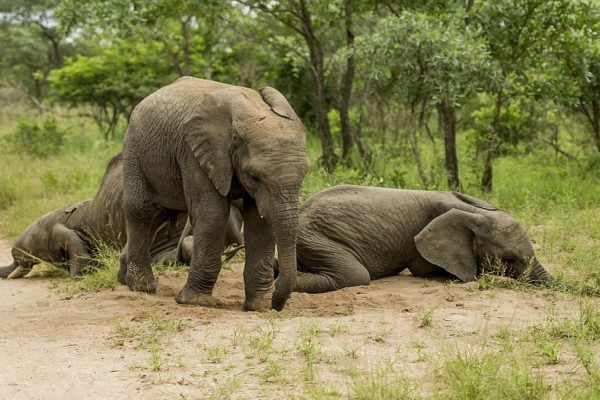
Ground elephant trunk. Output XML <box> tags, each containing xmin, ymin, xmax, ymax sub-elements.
<box><xmin>269</xmin><ymin>202</ymin><xmax>300</xmax><ymax>311</ymax></box>
<box><xmin>525</xmin><ymin>257</ymin><xmax>557</xmax><ymax>285</ymax></box>
<box><xmin>0</xmin><ymin>261</ymin><xmax>18</xmax><ymax>278</ymax></box>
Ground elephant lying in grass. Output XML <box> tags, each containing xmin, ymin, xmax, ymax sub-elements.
<box><xmin>0</xmin><ymin>152</ymin><xmax>243</xmax><ymax>280</ymax></box>
<box><xmin>290</xmin><ymin>185</ymin><xmax>562</xmax><ymax>293</ymax></box>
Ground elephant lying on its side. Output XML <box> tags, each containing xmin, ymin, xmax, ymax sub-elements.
<box><xmin>0</xmin><ymin>152</ymin><xmax>243</xmax><ymax>280</ymax></box>
<box><xmin>290</xmin><ymin>185</ymin><xmax>560</xmax><ymax>293</ymax></box>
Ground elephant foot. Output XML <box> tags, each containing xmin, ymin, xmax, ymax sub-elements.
<box><xmin>244</xmin><ymin>289</ymin><xmax>274</xmax><ymax>312</ymax></box>
<box><xmin>125</xmin><ymin>271</ymin><xmax>157</xmax><ymax>293</ymax></box>
<box><xmin>175</xmin><ymin>286</ymin><xmax>224</xmax><ymax>308</ymax></box>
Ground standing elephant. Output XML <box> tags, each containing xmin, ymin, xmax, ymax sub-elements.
<box><xmin>120</xmin><ymin>77</ymin><xmax>309</xmax><ymax>311</ymax></box>
<box><xmin>0</xmin><ymin>152</ymin><xmax>243</xmax><ymax>280</ymax></box>
<box><xmin>291</xmin><ymin>185</ymin><xmax>559</xmax><ymax>293</ymax></box>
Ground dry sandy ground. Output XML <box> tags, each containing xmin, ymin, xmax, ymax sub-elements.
<box><xmin>0</xmin><ymin>237</ymin><xmax>592</xmax><ymax>399</ymax></box>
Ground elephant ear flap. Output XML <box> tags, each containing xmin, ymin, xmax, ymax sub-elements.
<box><xmin>259</xmin><ymin>87</ymin><xmax>300</xmax><ymax>121</ymax></box>
<box><xmin>414</xmin><ymin>209</ymin><xmax>484</xmax><ymax>282</ymax></box>
<box><xmin>51</xmin><ymin>224</ymin><xmax>90</xmax><ymax>276</ymax></box>
<box><xmin>452</xmin><ymin>192</ymin><xmax>497</xmax><ymax>211</ymax></box>
<box><xmin>182</xmin><ymin>96</ymin><xmax>234</xmax><ymax>197</ymax></box>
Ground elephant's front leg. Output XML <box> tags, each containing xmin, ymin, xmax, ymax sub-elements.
<box><xmin>242</xmin><ymin>197</ymin><xmax>276</xmax><ymax>311</ymax></box>
<box><xmin>175</xmin><ymin>196</ymin><xmax>230</xmax><ymax>307</ymax></box>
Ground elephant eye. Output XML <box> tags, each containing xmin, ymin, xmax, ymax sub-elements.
<box><xmin>249</xmin><ymin>173</ymin><xmax>261</xmax><ymax>183</ymax></box>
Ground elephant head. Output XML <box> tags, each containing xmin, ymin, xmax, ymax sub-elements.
<box><xmin>414</xmin><ymin>207</ymin><xmax>556</xmax><ymax>285</ymax></box>
<box><xmin>0</xmin><ymin>214</ymin><xmax>91</xmax><ymax>279</ymax></box>
<box><xmin>181</xmin><ymin>84</ymin><xmax>309</xmax><ymax>310</ymax></box>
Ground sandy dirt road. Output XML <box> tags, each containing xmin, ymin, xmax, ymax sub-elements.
<box><xmin>0</xmin><ymin>237</ymin><xmax>590</xmax><ymax>399</ymax></box>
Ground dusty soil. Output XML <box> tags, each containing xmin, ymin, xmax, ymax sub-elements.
<box><xmin>0</xmin><ymin>237</ymin><xmax>592</xmax><ymax>399</ymax></box>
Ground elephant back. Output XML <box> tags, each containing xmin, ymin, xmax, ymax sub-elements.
<box><xmin>85</xmin><ymin>152</ymin><xmax>127</xmax><ymax>247</ymax></box>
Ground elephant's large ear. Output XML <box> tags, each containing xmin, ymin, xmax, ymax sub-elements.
<box><xmin>51</xmin><ymin>224</ymin><xmax>90</xmax><ymax>276</ymax></box>
<box><xmin>414</xmin><ymin>209</ymin><xmax>485</xmax><ymax>282</ymax></box>
<box><xmin>182</xmin><ymin>90</ymin><xmax>267</xmax><ymax>196</ymax></box>
<box><xmin>259</xmin><ymin>87</ymin><xmax>300</xmax><ymax>121</ymax></box>
<box><xmin>182</xmin><ymin>92</ymin><xmax>236</xmax><ymax>196</ymax></box>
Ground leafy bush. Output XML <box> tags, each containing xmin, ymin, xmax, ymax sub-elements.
<box><xmin>7</xmin><ymin>117</ymin><xmax>67</xmax><ymax>158</ymax></box>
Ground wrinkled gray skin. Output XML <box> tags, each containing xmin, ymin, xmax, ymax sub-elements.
<box><xmin>291</xmin><ymin>185</ymin><xmax>558</xmax><ymax>293</ymax></box>
<box><xmin>119</xmin><ymin>77</ymin><xmax>309</xmax><ymax>311</ymax></box>
<box><xmin>0</xmin><ymin>152</ymin><xmax>244</xmax><ymax>280</ymax></box>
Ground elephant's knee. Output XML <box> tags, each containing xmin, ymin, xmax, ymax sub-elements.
<box><xmin>342</xmin><ymin>268</ymin><xmax>371</xmax><ymax>288</ymax></box>
<box><xmin>337</xmin><ymin>265</ymin><xmax>371</xmax><ymax>287</ymax></box>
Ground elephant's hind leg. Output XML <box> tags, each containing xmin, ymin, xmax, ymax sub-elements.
<box><xmin>295</xmin><ymin>246</ymin><xmax>371</xmax><ymax>293</ymax></box>
<box><xmin>121</xmin><ymin>175</ymin><xmax>167</xmax><ymax>293</ymax></box>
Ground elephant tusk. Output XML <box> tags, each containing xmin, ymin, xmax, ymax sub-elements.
<box><xmin>260</xmin><ymin>215</ymin><xmax>264</xmax><ymax>219</ymax></box>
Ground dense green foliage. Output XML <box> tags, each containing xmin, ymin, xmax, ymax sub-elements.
<box><xmin>4</xmin><ymin>116</ymin><xmax>66</xmax><ymax>157</ymax></box>
<box><xmin>2</xmin><ymin>0</ymin><xmax>599</xmax><ymax>190</ymax></box>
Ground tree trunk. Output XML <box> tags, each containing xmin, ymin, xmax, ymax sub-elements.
<box><xmin>340</xmin><ymin>0</ymin><xmax>355</xmax><ymax>162</ymax></box>
<box><xmin>481</xmin><ymin>90</ymin><xmax>503</xmax><ymax>192</ymax></box>
<box><xmin>408</xmin><ymin>103</ymin><xmax>429</xmax><ymax>189</ymax></box>
<box><xmin>299</xmin><ymin>0</ymin><xmax>337</xmax><ymax>171</ymax></box>
<box><xmin>437</xmin><ymin>100</ymin><xmax>460</xmax><ymax>191</ymax></box>
<box><xmin>593</xmin><ymin>98</ymin><xmax>600</xmax><ymax>152</ymax></box>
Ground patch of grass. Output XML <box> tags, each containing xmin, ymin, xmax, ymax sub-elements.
<box><xmin>542</xmin><ymin>299</ymin><xmax>600</xmax><ymax>342</ymax></box>
<box><xmin>261</xmin><ymin>360</ymin><xmax>284</xmax><ymax>383</ymax></box>
<box><xmin>304</xmin><ymin>386</ymin><xmax>343</xmax><ymax>400</ymax></box>
<box><xmin>343</xmin><ymin>345</ymin><xmax>361</xmax><ymax>360</ymax></box>
<box><xmin>245</xmin><ymin>319</ymin><xmax>278</xmax><ymax>362</ymax></box>
<box><xmin>420</xmin><ymin>309</ymin><xmax>434</xmax><ymax>328</ymax></box>
<box><xmin>297</xmin><ymin>324</ymin><xmax>322</xmax><ymax>381</ymax></box>
<box><xmin>349</xmin><ymin>368</ymin><xmax>414</xmax><ymax>400</ymax></box>
<box><xmin>204</xmin><ymin>376</ymin><xmax>243</xmax><ymax>400</ymax></box>
<box><xmin>555</xmin><ymin>342</ymin><xmax>600</xmax><ymax>399</ymax></box>
<box><xmin>327</xmin><ymin>319</ymin><xmax>349</xmax><ymax>336</ymax></box>
<box><xmin>411</xmin><ymin>340</ymin><xmax>428</xmax><ymax>362</ymax></box>
<box><xmin>203</xmin><ymin>343</ymin><xmax>229</xmax><ymax>363</ymax></box>
<box><xmin>231</xmin><ymin>325</ymin><xmax>247</xmax><ymax>347</ymax></box>
<box><xmin>537</xmin><ymin>340</ymin><xmax>561</xmax><ymax>365</ymax></box>
<box><xmin>437</xmin><ymin>350</ymin><xmax>549</xmax><ymax>400</ymax></box>
<box><xmin>110</xmin><ymin>313</ymin><xmax>191</xmax><ymax>373</ymax></box>
<box><xmin>147</xmin><ymin>341</ymin><xmax>163</xmax><ymax>371</ymax></box>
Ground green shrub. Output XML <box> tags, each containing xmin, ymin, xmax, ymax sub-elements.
<box><xmin>7</xmin><ymin>117</ymin><xmax>67</xmax><ymax>158</ymax></box>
